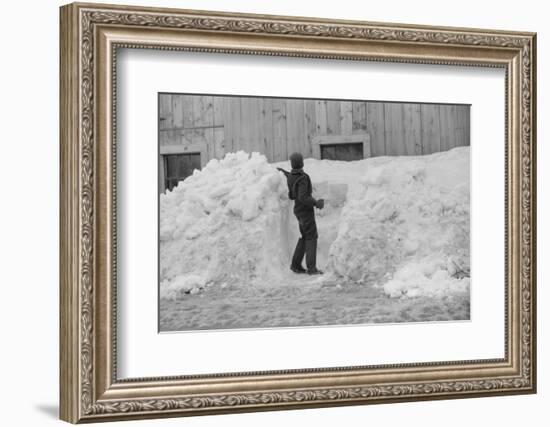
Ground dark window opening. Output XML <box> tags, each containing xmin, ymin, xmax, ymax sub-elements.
<box><xmin>163</xmin><ymin>153</ymin><xmax>201</xmax><ymax>191</ymax></box>
<box><xmin>320</xmin><ymin>143</ymin><xmax>363</xmax><ymax>161</ymax></box>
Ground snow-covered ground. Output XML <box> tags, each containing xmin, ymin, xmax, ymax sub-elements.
<box><xmin>159</xmin><ymin>148</ymin><xmax>470</xmax><ymax>330</ymax></box>
<box><xmin>160</xmin><ymin>278</ymin><xmax>469</xmax><ymax>331</ymax></box>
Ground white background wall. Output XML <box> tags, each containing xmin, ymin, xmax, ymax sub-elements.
<box><xmin>0</xmin><ymin>0</ymin><xmax>546</xmax><ymax>425</ymax></box>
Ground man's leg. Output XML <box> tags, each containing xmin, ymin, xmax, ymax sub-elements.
<box><xmin>290</xmin><ymin>215</ymin><xmax>307</xmax><ymax>273</ymax></box>
<box><xmin>302</xmin><ymin>212</ymin><xmax>322</xmax><ymax>275</ymax></box>
<box><xmin>290</xmin><ymin>238</ymin><xmax>306</xmax><ymax>273</ymax></box>
<box><xmin>305</xmin><ymin>239</ymin><xmax>319</xmax><ymax>273</ymax></box>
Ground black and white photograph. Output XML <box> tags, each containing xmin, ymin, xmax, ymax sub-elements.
<box><xmin>158</xmin><ymin>94</ymin><xmax>471</xmax><ymax>332</ymax></box>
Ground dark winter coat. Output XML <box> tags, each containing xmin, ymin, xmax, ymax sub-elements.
<box><xmin>278</xmin><ymin>167</ymin><xmax>319</xmax><ymax>240</ymax></box>
<box><xmin>286</xmin><ymin>169</ymin><xmax>317</xmax><ymax>216</ymax></box>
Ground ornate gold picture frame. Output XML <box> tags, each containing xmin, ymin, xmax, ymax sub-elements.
<box><xmin>60</xmin><ymin>2</ymin><xmax>536</xmax><ymax>423</ymax></box>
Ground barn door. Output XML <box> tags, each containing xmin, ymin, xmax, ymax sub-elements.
<box><xmin>320</xmin><ymin>143</ymin><xmax>363</xmax><ymax>161</ymax></box>
<box><xmin>163</xmin><ymin>153</ymin><xmax>201</xmax><ymax>191</ymax></box>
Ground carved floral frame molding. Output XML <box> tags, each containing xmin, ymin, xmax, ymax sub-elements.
<box><xmin>60</xmin><ymin>2</ymin><xmax>536</xmax><ymax>423</ymax></box>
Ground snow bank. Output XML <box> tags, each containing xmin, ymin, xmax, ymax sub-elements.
<box><xmin>327</xmin><ymin>147</ymin><xmax>470</xmax><ymax>298</ymax></box>
<box><xmin>383</xmin><ymin>258</ymin><xmax>470</xmax><ymax>298</ymax></box>
<box><xmin>159</xmin><ymin>152</ymin><xmax>289</xmax><ymax>298</ymax></box>
<box><xmin>160</xmin><ymin>147</ymin><xmax>470</xmax><ymax>300</ymax></box>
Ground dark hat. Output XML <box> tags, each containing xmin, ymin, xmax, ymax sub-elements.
<box><xmin>290</xmin><ymin>152</ymin><xmax>304</xmax><ymax>170</ymax></box>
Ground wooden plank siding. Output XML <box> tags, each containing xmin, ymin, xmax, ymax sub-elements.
<box><xmin>315</xmin><ymin>100</ymin><xmax>328</xmax><ymax>135</ymax></box>
<box><xmin>402</xmin><ymin>103</ymin><xmax>422</xmax><ymax>155</ymax></box>
<box><xmin>225</xmin><ymin>96</ymin><xmax>242</xmax><ymax>154</ymax></box>
<box><xmin>240</xmin><ymin>97</ymin><xmax>263</xmax><ymax>154</ymax></box>
<box><xmin>180</xmin><ymin>94</ymin><xmax>195</xmax><ymax>148</ymax></box>
<box><xmin>261</xmin><ymin>98</ymin><xmax>275</xmax><ymax>162</ymax></box>
<box><xmin>158</xmin><ymin>94</ymin><xmax>470</xmax><ymax>165</ymax></box>
<box><xmin>383</xmin><ymin>103</ymin><xmax>406</xmax><ymax>156</ymax></box>
<box><xmin>272</xmin><ymin>98</ymin><xmax>287</xmax><ymax>162</ymax></box>
<box><xmin>303</xmin><ymin>100</ymin><xmax>316</xmax><ymax>159</ymax></box>
<box><xmin>366</xmin><ymin>102</ymin><xmax>386</xmax><ymax>156</ymax></box>
<box><xmin>439</xmin><ymin>104</ymin><xmax>459</xmax><ymax>152</ymax></box>
<box><xmin>159</xmin><ymin>94</ymin><xmax>172</xmax><ymax>130</ymax></box>
<box><xmin>172</xmin><ymin>94</ymin><xmax>184</xmax><ymax>129</ymax></box>
<box><xmin>420</xmin><ymin>104</ymin><xmax>441</xmax><ymax>154</ymax></box>
<box><xmin>340</xmin><ymin>101</ymin><xmax>353</xmax><ymax>135</ymax></box>
<box><xmin>285</xmin><ymin>99</ymin><xmax>306</xmax><ymax>156</ymax></box>
<box><xmin>212</xmin><ymin>96</ymin><xmax>226</xmax><ymax>159</ymax></box>
<box><xmin>352</xmin><ymin>102</ymin><xmax>367</xmax><ymax>134</ymax></box>
<box><xmin>456</xmin><ymin>106</ymin><xmax>471</xmax><ymax>147</ymax></box>
<box><xmin>326</xmin><ymin>100</ymin><xmax>341</xmax><ymax>135</ymax></box>
<box><xmin>190</xmin><ymin>96</ymin><xmax>214</xmax><ymax>166</ymax></box>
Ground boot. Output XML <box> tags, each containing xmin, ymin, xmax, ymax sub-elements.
<box><xmin>290</xmin><ymin>238</ymin><xmax>306</xmax><ymax>273</ymax></box>
<box><xmin>305</xmin><ymin>239</ymin><xmax>323</xmax><ymax>275</ymax></box>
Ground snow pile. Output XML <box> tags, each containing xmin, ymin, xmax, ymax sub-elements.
<box><xmin>383</xmin><ymin>257</ymin><xmax>470</xmax><ymax>298</ymax></box>
<box><xmin>159</xmin><ymin>151</ymin><xmax>289</xmax><ymax>299</ymax></box>
<box><xmin>327</xmin><ymin>147</ymin><xmax>470</xmax><ymax>298</ymax></box>
<box><xmin>160</xmin><ymin>147</ymin><xmax>470</xmax><ymax>300</ymax></box>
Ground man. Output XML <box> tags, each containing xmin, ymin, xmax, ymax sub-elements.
<box><xmin>278</xmin><ymin>152</ymin><xmax>324</xmax><ymax>275</ymax></box>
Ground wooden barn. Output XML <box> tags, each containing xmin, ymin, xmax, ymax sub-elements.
<box><xmin>159</xmin><ymin>94</ymin><xmax>470</xmax><ymax>192</ymax></box>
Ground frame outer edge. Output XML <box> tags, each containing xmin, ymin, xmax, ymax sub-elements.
<box><xmin>529</xmin><ymin>33</ymin><xmax>537</xmax><ymax>393</ymax></box>
<box><xmin>60</xmin><ymin>3</ymin><xmax>81</xmax><ymax>424</ymax></box>
<box><xmin>68</xmin><ymin>1</ymin><xmax>537</xmax><ymax>37</ymax></box>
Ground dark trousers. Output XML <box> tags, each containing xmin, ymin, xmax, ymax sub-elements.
<box><xmin>291</xmin><ymin>211</ymin><xmax>318</xmax><ymax>271</ymax></box>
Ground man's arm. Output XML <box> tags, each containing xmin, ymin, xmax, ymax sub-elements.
<box><xmin>276</xmin><ymin>167</ymin><xmax>290</xmax><ymax>178</ymax></box>
<box><xmin>296</xmin><ymin>177</ymin><xmax>317</xmax><ymax>207</ymax></box>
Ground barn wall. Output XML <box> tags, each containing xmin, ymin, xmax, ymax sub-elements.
<box><xmin>159</xmin><ymin>94</ymin><xmax>470</xmax><ymax>163</ymax></box>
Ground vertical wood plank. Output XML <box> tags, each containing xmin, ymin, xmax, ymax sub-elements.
<box><xmin>180</xmin><ymin>95</ymin><xmax>195</xmax><ymax>149</ymax></box>
<box><xmin>420</xmin><ymin>104</ymin><xmax>441</xmax><ymax>155</ymax></box>
<box><xmin>213</xmin><ymin>96</ymin><xmax>226</xmax><ymax>159</ymax></box>
<box><xmin>272</xmin><ymin>98</ymin><xmax>287</xmax><ymax>162</ymax></box>
<box><xmin>239</xmin><ymin>97</ymin><xmax>252</xmax><ymax>153</ymax></box>
<box><xmin>193</xmin><ymin>95</ymin><xmax>214</xmax><ymax>163</ymax></box>
<box><xmin>212</xmin><ymin>95</ymin><xmax>224</xmax><ymax>129</ymax></box>
<box><xmin>402</xmin><ymin>103</ymin><xmax>422</xmax><ymax>155</ymax></box>
<box><xmin>456</xmin><ymin>105</ymin><xmax>471</xmax><ymax>147</ymax></box>
<box><xmin>366</xmin><ymin>102</ymin><xmax>386</xmax><ymax>156</ymax></box>
<box><xmin>285</xmin><ymin>99</ymin><xmax>306</xmax><ymax>156</ymax></box>
<box><xmin>261</xmin><ymin>98</ymin><xmax>274</xmax><ymax>162</ymax></box>
<box><xmin>439</xmin><ymin>104</ymin><xmax>458</xmax><ymax>151</ymax></box>
<box><xmin>315</xmin><ymin>100</ymin><xmax>327</xmax><ymax>135</ymax></box>
<box><xmin>352</xmin><ymin>101</ymin><xmax>367</xmax><ymax>134</ymax></box>
<box><xmin>384</xmin><ymin>103</ymin><xmax>406</xmax><ymax>156</ymax></box>
<box><xmin>159</xmin><ymin>94</ymin><xmax>173</xmax><ymax>130</ymax></box>
<box><xmin>181</xmin><ymin>95</ymin><xmax>194</xmax><ymax>128</ymax></box>
<box><xmin>213</xmin><ymin>128</ymin><xmax>225</xmax><ymax>160</ymax></box>
<box><xmin>340</xmin><ymin>101</ymin><xmax>353</xmax><ymax>135</ymax></box>
<box><xmin>240</xmin><ymin>97</ymin><xmax>263</xmax><ymax>154</ymax></box>
<box><xmin>204</xmin><ymin>97</ymin><xmax>215</xmax><ymax>165</ymax></box>
<box><xmin>304</xmin><ymin>99</ymin><xmax>316</xmax><ymax>159</ymax></box>
<box><xmin>455</xmin><ymin>105</ymin><xmax>465</xmax><ymax>147</ymax></box>
<box><xmin>225</xmin><ymin>96</ymin><xmax>242</xmax><ymax>153</ymax></box>
<box><xmin>326</xmin><ymin>100</ymin><xmax>341</xmax><ymax>135</ymax></box>
<box><xmin>251</xmin><ymin>97</ymin><xmax>264</xmax><ymax>155</ymax></box>
<box><xmin>188</xmin><ymin>95</ymin><xmax>202</xmax><ymax>153</ymax></box>
<box><xmin>464</xmin><ymin>105</ymin><xmax>471</xmax><ymax>147</ymax></box>
<box><xmin>172</xmin><ymin>94</ymin><xmax>184</xmax><ymax>128</ymax></box>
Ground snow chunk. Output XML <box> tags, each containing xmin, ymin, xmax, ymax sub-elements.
<box><xmin>327</xmin><ymin>147</ymin><xmax>470</xmax><ymax>298</ymax></box>
<box><xmin>160</xmin><ymin>152</ymin><xmax>290</xmax><ymax>299</ymax></box>
<box><xmin>161</xmin><ymin>274</ymin><xmax>206</xmax><ymax>300</ymax></box>
<box><xmin>383</xmin><ymin>257</ymin><xmax>470</xmax><ymax>298</ymax></box>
